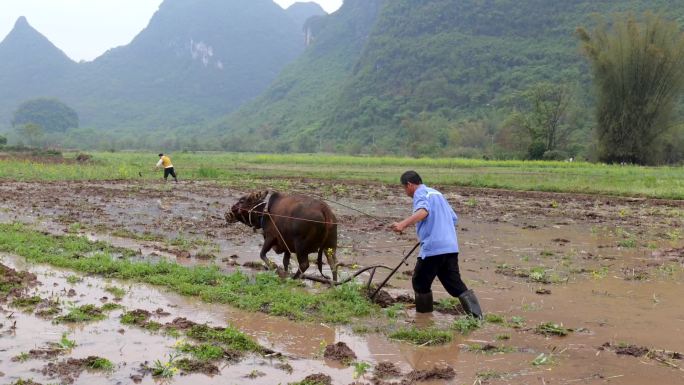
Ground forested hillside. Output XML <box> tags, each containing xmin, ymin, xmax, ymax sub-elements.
<box><xmin>0</xmin><ymin>0</ymin><xmax>306</xmax><ymax>136</ymax></box>
<box><xmin>0</xmin><ymin>17</ymin><xmax>77</xmax><ymax>123</ymax></box>
<box><xmin>212</xmin><ymin>0</ymin><xmax>383</xmax><ymax>152</ymax></box>
<box><xmin>217</xmin><ymin>0</ymin><xmax>684</xmax><ymax>159</ymax></box>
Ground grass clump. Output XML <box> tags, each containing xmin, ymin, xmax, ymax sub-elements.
<box><xmin>388</xmin><ymin>326</ymin><xmax>453</xmax><ymax>346</ymax></box>
<box><xmin>434</xmin><ymin>297</ymin><xmax>460</xmax><ymax>312</ymax></box>
<box><xmin>150</xmin><ymin>353</ymin><xmax>180</xmax><ymax>378</ymax></box>
<box><xmin>452</xmin><ymin>315</ymin><xmax>482</xmax><ymax>334</ymax></box>
<box><xmin>58</xmin><ymin>333</ymin><xmax>77</xmax><ymax>349</ymax></box>
<box><xmin>176</xmin><ymin>342</ymin><xmax>225</xmax><ymax>361</ymax></box>
<box><xmin>508</xmin><ymin>316</ymin><xmax>526</xmax><ymax>328</ymax></box>
<box><xmin>11</xmin><ymin>295</ymin><xmax>41</xmax><ymax>310</ymax></box>
<box><xmin>477</xmin><ymin>370</ymin><xmax>503</xmax><ymax>381</ymax></box>
<box><xmin>465</xmin><ymin>343</ymin><xmax>515</xmax><ymax>354</ymax></box>
<box><xmin>86</xmin><ymin>357</ymin><xmax>114</xmax><ymax>371</ymax></box>
<box><xmin>10</xmin><ymin>379</ymin><xmax>43</xmax><ymax>385</ymax></box>
<box><xmin>12</xmin><ymin>352</ymin><xmax>31</xmax><ymax>362</ymax></box>
<box><xmin>104</xmin><ymin>286</ymin><xmax>126</xmax><ymax>299</ymax></box>
<box><xmin>534</xmin><ymin>322</ymin><xmax>570</xmax><ymax>336</ymax></box>
<box><xmin>186</xmin><ymin>324</ymin><xmax>261</xmax><ymax>353</ymax></box>
<box><xmin>54</xmin><ymin>304</ymin><xmax>108</xmax><ymax>323</ymax></box>
<box><xmin>484</xmin><ymin>313</ymin><xmax>505</xmax><ymax>324</ymax></box>
<box><xmin>65</xmin><ymin>275</ymin><xmax>83</xmax><ymax>284</ymax></box>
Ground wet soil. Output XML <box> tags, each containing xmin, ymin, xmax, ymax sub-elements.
<box><xmin>1</xmin><ymin>179</ymin><xmax>683</xmax><ymax>384</ymax></box>
<box><xmin>324</xmin><ymin>342</ymin><xmax>357</xmax><ymax>363</ymax></box>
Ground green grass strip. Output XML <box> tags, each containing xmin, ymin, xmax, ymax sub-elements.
<box><xmin>0</xmin><ymin>152</ymin><xmax>682</xmax><ymax>199</ymax></box>
<box><xmin>0</xmin><ymin>223</ymin><xmax>375</xmax><ymax>324</ymax></box>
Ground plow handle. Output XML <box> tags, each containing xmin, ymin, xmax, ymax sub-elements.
<box><xmin>370</xmin><ymin>242</ymin><xmax>420</xmax><ymax>300</ymax></box>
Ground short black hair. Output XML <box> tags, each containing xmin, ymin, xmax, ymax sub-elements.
<box><xmin>400</xmin><ymin>170</ymin><xmax>422</xmax><ymax>185</ymax></box>
<box><xmin>158</xmin><ymin>153</ymin><xmax>163</xmax><ymax>157</ymax></box>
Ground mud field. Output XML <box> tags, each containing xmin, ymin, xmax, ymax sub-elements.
<box><xmin>0</xmin><ymin>179</ymin><xmax>683</xmax><ymax>385</ymax></box>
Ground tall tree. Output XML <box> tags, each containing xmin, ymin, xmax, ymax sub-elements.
<box><xmin>503</xmin><ymin>82</ymin><xmax>575</xmax><ymax>159</ymax></box>
<box><xmin>12</xmin><ymin>98</ymin><xmax>78</xmax><ymax>133</ymax></box>
<box><xmin>16</xmin><ymin>123</ymin><xmax>44</xmax><ymax>147</ymax></box>
<box><xmin>577</xmin><ymin>12</ymin><xmax>684</xmax><ymax>164</ymax></box>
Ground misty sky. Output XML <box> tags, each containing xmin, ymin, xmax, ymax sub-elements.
<box><xmin>0</xmin><ymin>0</ymin><xmax>343</xmax><ymax>62</ymax></box>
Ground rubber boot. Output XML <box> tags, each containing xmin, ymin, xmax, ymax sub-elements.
<box><xmin>414</xmin><ymin>291</ymin><xmax>433</xmax><ymax>313</ymax></box>
<box><xmin>458</xmin><ymin>289</ymin><xmax>483</xmax><ymax>319</ymax></box>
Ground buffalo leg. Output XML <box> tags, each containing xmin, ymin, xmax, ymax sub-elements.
<box><xmin>283</xmin><ymin>251</ymin><xmax>291</xmax><ymax>273</ymax></box>
<box><xmin>260</xmin><ymin>238</ymin><xmax>276</xmax><ymax>270</ymax></box>
<box><xmin>292</xmin><ymin>243</ymin><xmax>310</xmax><ymax>279</ymax></box>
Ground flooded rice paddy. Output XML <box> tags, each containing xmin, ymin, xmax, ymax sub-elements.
<box><xmin>0</xmin><ymin>179</ymin><xmax>682</xmax><ymax>384</ymax></box>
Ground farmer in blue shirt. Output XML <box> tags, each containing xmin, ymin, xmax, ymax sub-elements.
<box><xmin>391</xmin><ymin>170</ymin><xmax>482</xmax><ymax>318</ymax></box>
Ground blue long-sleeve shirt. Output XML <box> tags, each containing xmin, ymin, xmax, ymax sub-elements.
<box><xmin>413</xmin><ymin>184</ymin><xmax>459</xmax><ymax>258</ymax></box>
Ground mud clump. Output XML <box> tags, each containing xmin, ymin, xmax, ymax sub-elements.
<box><xmin>374</xmin><ymin>361</ymin><xmax>402</xmax><ymax>378</ymax></box>
<box><xmin>176</xmin><ymin>358</ymin><xmax>219</xmax><ymax>375</ymax></box>
<box><xmin>123</xmin><ymin>309</ymin><xmax>152</xmax><ymax>325</ymax></box>
<box><xmin>242</xmin><ymin>261</ymin><xmax>268</xmax><ymax>271</ymax></box>
<box><xmin>16</xmin><ymin>347</ymin><xmax>65</xmax><ymax>361</ymax></box>
<box><xmin>154</xmin><ymin>307</ymin><xmax>170</xmax><ymax>316</ymax></box>
<box><xmin>372</xmin><ymin>289</ymin><xmax>396</xmax><ymax>308</ymax></box>
<box><xmin>298</xmin><ymin>373</ymin><xmax>332</xmax><ymax>385</ymax></box>
<box><xmin>165</xmin><ymin>317</ymin><xmax>197</xmax><ymax>330</ymax></box>
<box><xmin>394</xmin><ymin>294</ymin><xmax>414</xmax><ymax>304</ymax></box>
<box><xmin>601</xmin><ymin>342</ymin><xmax>648</xmax><ymax>357</ymax></box>
<box><xmin>323</xmin><ymin>341</ymin><xmax>357</xmax><ymax>363</ymax></box>
<box><xmin>402</xmin><ymin>364</ymin><xmax>455</xmax><ymax>384</ymax></box>
<box><xmin>0</xmin><ymin>263</ymin><xmax>38</xmax><ymax>300</ymax></box>
<box><xmin>41</xmin><ymin>356</ymin><xmax>108</xmax><ymax>384</ymax></box>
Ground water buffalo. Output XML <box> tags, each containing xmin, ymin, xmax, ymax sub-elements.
<box><xmin>225</xmin><ymin>190</ymin><xmax>338</xmax><ymax>281</ymax></box>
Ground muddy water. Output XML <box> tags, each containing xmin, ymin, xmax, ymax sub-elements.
<box><xmin>0</xmin><ymin>180</ymin><xmax>683</xmax><ymax>384</ymax></box>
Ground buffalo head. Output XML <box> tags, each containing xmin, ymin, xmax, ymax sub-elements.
<box><xmin>225</xmin><ymin>190</ymin><xmax>268</xmax><ymax>224</ymax></box>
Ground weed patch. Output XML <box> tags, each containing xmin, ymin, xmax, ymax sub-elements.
<box><xmin>388</xmin><ymin>326</ymin><xmax>453</xmax><ymax>346</ymax></box>
<box><xmin>452</xmin><ymin>315</ymin><xmax>482</xmax><ymax>334</ymax></box>
<box><xmin>534</xmin><ymin>322</ymin><xmax>570</xmax><ymax>336</ymax></box>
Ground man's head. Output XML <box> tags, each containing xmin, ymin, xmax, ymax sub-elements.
<box><xmin>400</xmin><ymin>170</ymin><xmax>422</xmax><ymax>197</ymax></box>
<box><xmin>158</xmin><ymin>153</ymin><xmax>163</xmax><ymax>157</ymax></box>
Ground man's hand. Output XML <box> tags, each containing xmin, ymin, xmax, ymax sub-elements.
<box><xmin>390</xmin><ymin>221</ymin><xmax>406</xmax><ymax>233</ymax></box>
<box><xmin>389</xmin><ymin>209</ymin><xmax>428</xmax><ymax>234</ymax></box>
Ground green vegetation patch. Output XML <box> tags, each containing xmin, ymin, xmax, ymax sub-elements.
<box><xmin>10</xmin><ymin>295</ymin><xmax>42</xmax><ymax>310</ymax></box>
<box><xmin>9</xmin><ymin>379</ymin><xmax>43</xmax><ymax>385</ymax></box>
<box><xmin>54</xmin><ymin>304</ymin><xmax>109</xmax><ymax>323</ymax></box>
<box><xmin>534</xmin><ymin>322</ymin><xmax>571</xmax><ymax>337</ymax></box>
<box><xmin>0</xmin><ymin>223</ymin><xmax>376</xmax><ymax>324</ymax></box>
<box><xmin>186</xmin><ymin>324</ymin><xmax>261</xmax><ymax>353</ymax></box>
<box><xmin>465</xmin><ymin>343</ymin><xmax>515</xmax><ymax>354</ymax></box>
<box><xmin>388</xmin><ymin>326</ymin><xmax>453</xmax><ymax>346</ymax></box>
<box><xmin>104</xmin><ymin>286</ymin><xmax>126</xmax><ymax>299</ymax></box>
<box><xmin>86</xmin><ymin>357</ymin><xmax>115</xmax><ymax>371</ymax></box>
<box><xmin>176</xmin><ymin>342</ymin><xmax>226</xmax><ymax>362</ymax></box>
<box><xmin>452</xmin><ymin>315</ymin><xmax>482</xmax><ymax>335</ymax></box>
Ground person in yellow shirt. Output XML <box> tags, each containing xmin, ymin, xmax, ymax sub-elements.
<box><xmin>156</xmin><ymin>153</ymin><xmax>178</xmax><ymax>182</ymax></box>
